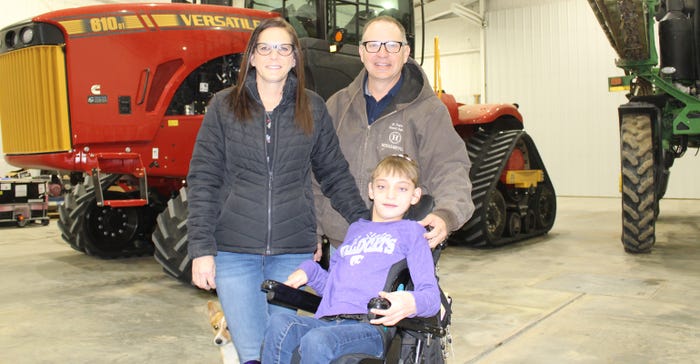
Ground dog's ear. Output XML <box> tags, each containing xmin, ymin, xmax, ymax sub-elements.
<box><xmin>207</xmin><ymin>300</ymin><xmax>217</xmax><ymax>317</ymax></box>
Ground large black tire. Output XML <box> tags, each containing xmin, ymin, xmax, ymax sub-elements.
<box><xmin>153</xmin><ymin>187</ymin><xmax>192</xmax><ymax>283</ymax></box>
<box><xmin>57</xmin><ymin>174</ymin><xmax>158</xmax><ymax>257</ymax></box>
<box><xmin>620</xmin><ymin>114</ymin><xmax>657</xmax><ymax>253</ymax></box>
<box><xmin>59</xmin><ymin>174</ymin><xmax>114</xmax><ymax>253</ymax></box>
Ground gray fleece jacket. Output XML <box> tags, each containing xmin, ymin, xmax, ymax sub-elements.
<box><xmin>315</xmin><ymin>58</ymin><xmax>474</xmax><ymax>243</ymax></box>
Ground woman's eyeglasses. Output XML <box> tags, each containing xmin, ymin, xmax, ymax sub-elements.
<box><xmin>361</xmin><ymin>41</ymin><xmax>406</xmax><ymax>53</ymax></box>
<box><xmin>254</xmin><ymin>43</ymin><xmax>294</xmax><ymax>56</ymax></box>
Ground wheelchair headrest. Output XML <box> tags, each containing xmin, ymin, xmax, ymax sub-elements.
<box><xmin>402</xmin><ymin>194</ymin><xmax>434</xmax><ymax>221</ymax></box>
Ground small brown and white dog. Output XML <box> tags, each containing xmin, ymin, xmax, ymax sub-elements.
<box><xmin>207</xmin><ymin>300</ymin><xmax>239</xmax><ymax>364</ymax></box>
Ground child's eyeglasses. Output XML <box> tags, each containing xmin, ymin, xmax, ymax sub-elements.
<box><xmin>254</xmin><ymin>43</ymin><xmax>294</xmax><ymax>56</ymax></box>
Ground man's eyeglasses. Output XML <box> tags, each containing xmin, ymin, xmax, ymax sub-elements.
<box><xmin>254</xmin><ymin>43</ymin><xmax>294</xmax><ymax>56</ymax></box>
<box><xmin>361</xmin><ymin>41</ymin><xmax>406</xmax><ymax>53</ymax></box>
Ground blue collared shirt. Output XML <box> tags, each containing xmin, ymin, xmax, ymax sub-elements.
<box><xmin>364</xmin><ymin>74</ymin><xmax>404</xmax><ymax>125</ymax></box>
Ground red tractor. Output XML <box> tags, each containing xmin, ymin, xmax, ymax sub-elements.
<box><xmin>0</xmin><ymin>1</ymin><xmax>555</xmax><ymax>283</ymax></box>
<box><xmin>0</xmin><ymin>3</ymin><xmax>270</xmax><ymax>260</ymax></box>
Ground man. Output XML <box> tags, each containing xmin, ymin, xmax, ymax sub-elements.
<box><xmin>315</xmin><ymin>15</ymin><xmax>474</xmax><ymax>249</ymax></box>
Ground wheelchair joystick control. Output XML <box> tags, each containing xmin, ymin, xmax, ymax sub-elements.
<box><xmin>367</xmin><ymin>297</ymin><xmax>391</xmax><ymax>320</ymax></box>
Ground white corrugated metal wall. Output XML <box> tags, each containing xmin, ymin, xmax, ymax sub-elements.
<box><xmin>485</xmin><ymin>0</ymin><xmax>700</xmax><ymax>198</ymax></box>
<box><xmin>416</xmin><ymin>5</ymin><xmax>483</xmax><ymax>106</ymax></box>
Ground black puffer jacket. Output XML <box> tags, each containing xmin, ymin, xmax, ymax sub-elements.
<box><xmin>187</xmin><ymin>72</ymin><xmax>368</xmax><ymax>258</ymax></box>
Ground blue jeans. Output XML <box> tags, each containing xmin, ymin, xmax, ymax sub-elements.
<box><xmin>215</xmin><ymin>252</ymin><xmax>311</xmax><ymax>363</ymax></box>
<box><xmin>262</xmin><ymin>312</ymin><xmax>384</xmax><ymax>364</ymax></box>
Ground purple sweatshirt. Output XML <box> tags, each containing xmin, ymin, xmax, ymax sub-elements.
<box><xmin>299</xmin><ymin>219</ymin><xmax>440</xmax><ymax>319</ymax></box>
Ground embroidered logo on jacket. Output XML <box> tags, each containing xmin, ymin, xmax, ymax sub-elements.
<box><xmin>380</xmin><ymin>122</ymin><xmax>406</xmax><ymax>152</ymax></box>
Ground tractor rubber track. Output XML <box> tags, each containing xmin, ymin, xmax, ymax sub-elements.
<box><xmin>450</xmin><ymin>129</ymin><xmax>555</xmax><ymax>247</ymax></box>
<box><xmin>460</xmin><ymin>129</ymin><xmax>520</xmax><ymax>247</ymax></box>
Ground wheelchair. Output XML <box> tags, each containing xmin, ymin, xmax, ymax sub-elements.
<box><xmin>260</xmin><ymin>195</ymin><xmax>453</xmax><ymax>364</ymax></box>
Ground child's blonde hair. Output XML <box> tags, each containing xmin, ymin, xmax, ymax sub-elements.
<box><xmin>371</xmin><ymin>154</ymin><xmax>420</xmax><ymax>186</ymax></box>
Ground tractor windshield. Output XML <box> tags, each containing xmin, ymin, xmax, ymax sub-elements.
<box><xmin>247</xmin><ymin>0</ymin><xmax>321</xmax><ymax>38</ymax></box>
<box><xmin>246</xmin><ymin>0</ymin><xmax>412</xmax><ymax>47</ymax></box>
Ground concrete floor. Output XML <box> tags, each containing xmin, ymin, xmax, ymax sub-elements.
<box><xmin>1</xmin><ymin>196</ymin><xmax>699</xmax><ymax>364</ymax></box>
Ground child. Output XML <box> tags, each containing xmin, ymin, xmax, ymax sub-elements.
<box><xmin>262</xmin><ymin>154</ymin><xmax>441</xmax><ymax>364</ymax></box>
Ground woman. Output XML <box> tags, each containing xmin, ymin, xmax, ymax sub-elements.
<box><xmin>186</xmin><ymin>18</ymin><xmax>368</xmax><ymax>364</ymax></box>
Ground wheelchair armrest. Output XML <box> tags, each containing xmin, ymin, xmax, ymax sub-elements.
<box><xmin>395</xmin><ymin>315</ymin><xmax>446</xmax><ymax>337</ymax></box>
<box><xmin>367</xmin><ymin>296</ymin><xmax>447</xmax><ymax>337</ymax></box>
<box><xmin>261</xmin><ymin>279</ymin><xmax>322</xmax><ymax>313</ymax></box>
<box><xmin>395</xmin><ymin>285</ymin><xmax>451</xmax><ymax>337</ymax></box>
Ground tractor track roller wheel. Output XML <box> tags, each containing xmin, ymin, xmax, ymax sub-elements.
<box><xmin>534</xmin><ymin>183</ymin><xmax>556</xmax><ymax>231</ymax></box>
<box><xmin>505</xmin><ymin>211</ymin><xmax>521</xmax><ymax>237</ymax></box>
<box><xmin>483</xmin><ymin>189</ymin><xmax>507</xmax><ymax>244</ymax></box>
<box><xmin>620</xmin><ymin>114</ymin><xmax>656</xmax><ymax>253</ymax></box>
<box><xmin>153</xmin><ymin>187</ymin><xmax>192</xmax><ymax>284</ymax></box>
<box><xmin>450</xmin><ymin>189</ymin><xmax>508</xmax><ymax>247</ymax></box>
<box><xmin>522</xmin><ymin>209</ymin><xmax>537</xmax><ymax>234</ymax></box>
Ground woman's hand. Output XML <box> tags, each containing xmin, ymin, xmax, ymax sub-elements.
<box><xmin>191</xmin><ymin>255</ymin><xmax>216</xmax><ymax>290</ymax></box>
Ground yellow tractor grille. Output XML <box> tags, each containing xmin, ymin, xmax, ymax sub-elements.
<box><xmin>0</xmin><ymin>45</ymin><xmax>72</xmax><ymax>154</ymax></box>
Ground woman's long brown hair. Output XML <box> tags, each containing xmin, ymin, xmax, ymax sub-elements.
<box><xmin>229</xmin><ymin>17</ymin><xmax>313</xmax><ymax>135</ymax></box>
